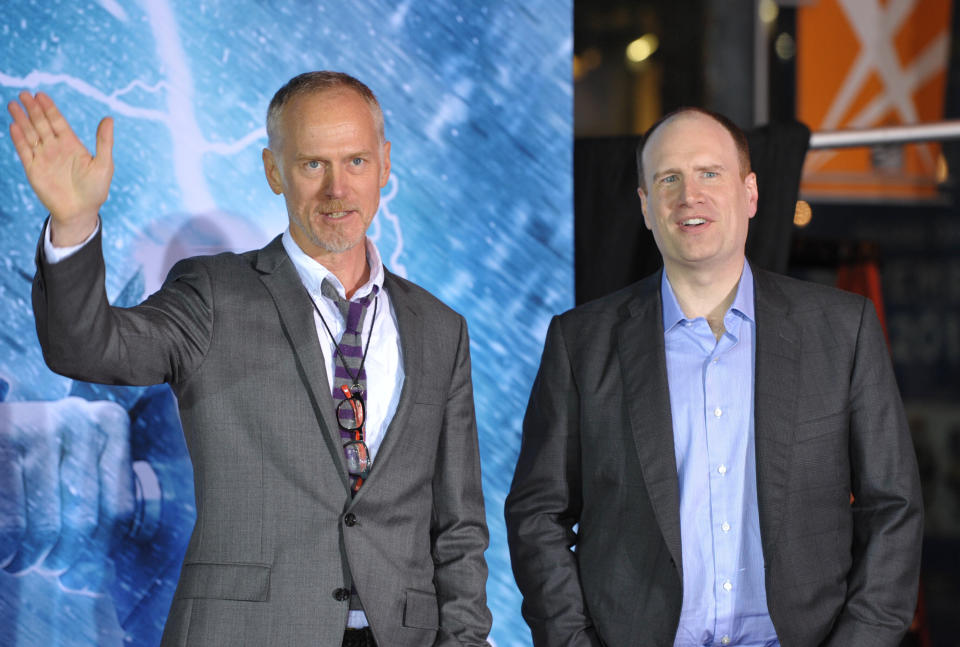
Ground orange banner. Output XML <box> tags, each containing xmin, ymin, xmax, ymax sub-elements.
<box><xmin>797</xmin><ymin>0</ymin><xmax>953</xmax><ymax>201</ymax></box>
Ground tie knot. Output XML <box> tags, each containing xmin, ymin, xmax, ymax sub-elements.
<box><xmin>320</xmin><ymin>278</ymin><xmax>378</xmax><ymax>335</ymax></box>
<box><xmin>320</xmin><ymin>277</ymin><xmax>344</xmax><ymax>304</ymax></box>
<box><xmin>320</xmin><ymin>278</ymin><xmax>378</xmax><ymax>306</ymax></box>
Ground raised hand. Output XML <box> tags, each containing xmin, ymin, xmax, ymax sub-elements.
<box><xmin>7</xmin><ymin>91</ymin><xmax>114</xmax><ymax>246</ymax></box>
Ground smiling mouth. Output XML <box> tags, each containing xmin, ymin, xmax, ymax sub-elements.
<box><xmin>319</xmin><ymin>209</ymin><xmax>358</xmax><ymax>220</ymax></box>
<box><xmin>681</xmin><ymin>218</ymin><xmax>707</xmax><ymax>227</ymax></box>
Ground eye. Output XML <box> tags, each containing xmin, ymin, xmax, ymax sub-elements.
<box><xmin>351</xmin><ymin>157</ymin><xmax>365</xmax><ymax>167</ymax></box>
<box><xmin>306</xmin><ymin>160</ymin><xmax>321</xmax><ymax>170</ymax></box>
<box><xmin>660</xmin><ymin>174</ymin><xmax>678</xmax><ymax>185</ymax></box>
<box><xmin>703</xmin><ymin>170</ymin><xmax>718</xmax><ymax>178</ymax></box>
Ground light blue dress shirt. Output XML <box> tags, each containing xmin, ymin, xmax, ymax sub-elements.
<box><xmin>662</xmin><ymin>264</ymin><xmax>779</xmax><ymax>647</ymax></box>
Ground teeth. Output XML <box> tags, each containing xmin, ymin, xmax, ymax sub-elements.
<box><xmin>326</xmin><ymin>211</ymin><xmax>348</xmax><ymax>219</ymax></box>
<box><xmin>682</xmin><ymin>218</ymin><xmax>706</xmax><ymax>226</ymax></box>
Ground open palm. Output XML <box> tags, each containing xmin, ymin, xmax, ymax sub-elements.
<box><xmin>7</xmin><ymin>91</ymin><xmax>113</xmax><ymax>244</ymax></box>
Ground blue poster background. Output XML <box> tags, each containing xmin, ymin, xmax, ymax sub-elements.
<box><xmin>0</xmin><ymin>2</ymin><xmax>572</xmax><ymax>645</ymax></box>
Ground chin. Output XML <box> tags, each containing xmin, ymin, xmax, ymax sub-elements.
<box><xmin>315</xmin><ymin>233</ymin><xmax>364</xmax><ymax>255</ymax></box>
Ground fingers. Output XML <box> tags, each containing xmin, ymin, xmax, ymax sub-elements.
<box><xmin>0</xmin><ymin>397</ymin><xmax>133</xmax><ymax>582</ymax></box>
<box><xmin>3</xmin><ymin>405</ymin><xmax>61</xmax><ymax>574</ymax></box>
<box><xmin>41</xmin><ymin>399</ymin><xmax>131</xmax><ymax>580</ymax></box>
<box><xmin>0</xmin><ymin>439</ymin><xmax>25</xmax><ymax>568</ymax></box>
<box><xmin>8</xmin><ymin>94</ymin><xmax>39</xmax><ymax>146</ymax></box>
<box><xmin>7</xmin><ymin>91</ymin><xmax>85</xmax><ymax>159</ymax></box>
<box><xmin>7</xmin><ymin>91</ymin><xmax>114</xmax><ymax>229</ymax></box>
<box><xmin>7</xmin><ymin>100</ymin><xmax>36</xmax><ymax>165</ymax></box>
<box><xmin>60</xmin><ymin>400</ymin><xmax>131</xmax><ymax>594</ymax></box>
<box><xmin>93</xmin><ymin>400</ymin><xmax>134</xmax><ymax>529</ymax></box>
<box><xmin>44</xmin><ymin>403</ymin><xmax>103</xmax><ymax>572</ymax></box>
<box><xmin>19</xmin><ymin>90</ymin><xmax>56</xmax><ymax>146</ymax></box>
<box><xmin>8</xmin><ymin>118</ymin><xmax>31</xmax><ymax>166</ymax></box>
<box><xmin>94</xmin><ymin>116</ymin><xmax>115</xmax><ymax>172</ymax></box>
<box><xmin>35</xmin><ymin>91</ymin><xmax>74</xmax><ymax>139</ymax></box>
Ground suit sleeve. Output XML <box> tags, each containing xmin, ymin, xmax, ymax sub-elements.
<box><xmin>430</xmin><ymin>315</ymin><xmax>493</xmax><ymax>646</ymax></box>
<box><xmin>504</xmin><ymin>316</ymin><xmax>603</xmax><ymax>647</ymax></box>
<box><xmin>822</xmin><ymin>298</ymin><xmax>924</xmax><ymax>647</ymax></box>
<box><xmin>32</xmin><ymin>220</ymin><xmax>213</xmax><ymax>387</ymax></box>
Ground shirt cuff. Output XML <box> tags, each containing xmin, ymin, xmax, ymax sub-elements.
<box><xmin>44</xmin><ymin>218</ymin><xmax>100</xmax><ymax>264</ymax></box>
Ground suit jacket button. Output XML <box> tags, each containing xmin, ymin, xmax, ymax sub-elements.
<box><xmin>344</xmin><ymin>513</ymin><xmax>357</xmax><ymax>527</ymax></box>
<box><xmin>333</xmin><ymin>588</ymin><xmax>350</xmax><ymax>601</ymax></box>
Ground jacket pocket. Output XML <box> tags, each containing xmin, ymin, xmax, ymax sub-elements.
<box><xmin>177</xmin><ymin>562</ymin><xmax>271</xmax><ymax>601</ymax></box>
<box><xmin>402</xmin><ymin>588</ymin><xmax>439</xmax><ymax>629</ymax></box>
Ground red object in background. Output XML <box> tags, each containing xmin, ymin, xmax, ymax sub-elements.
<box><xmin>836</xmin><ymin>256</ymin><xmax>890</xmax><ymax>345</ymax></box>
<box><xmin>835</xmin><ymin>250</ymin><xmax>929</xmax><ymax>647</ymax></box>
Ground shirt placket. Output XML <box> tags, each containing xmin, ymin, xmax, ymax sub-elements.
<box><xmin>706</xmin><ymin>331</ymin><xmax>737</xmax><ymax>646</ymax></box>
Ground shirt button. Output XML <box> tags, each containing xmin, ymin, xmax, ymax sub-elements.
<box><xmin>721</xmin><ymin>636</ymin><xmax>731</xmax><ymax>645</ymax></box>
<box><xmin>333</xmin><ymin>587</ymin><xmax>350</xmax><ymax>601</ymax></box>
<box><xmin>712</xmin><ymin>357</ymin><xmax>719</xmax><ymax>364</ymax></box>
<box><xmin>723</xmin><ymin>580</ymin><xmax>732</xmax><ymax>592</ymax></box>
<box><xmin>721</xmin><ymin>522</ymin><xmax>731</xmax><ymax>532</ymax></box>
<box><xmin>714</xmin><ymin>407</ymin><xmax>722</xmax><ymax>417</ymax></box>
<box><xmin>344</xmin><ymin>513</ymin><xmax>357</xmax><ymax>527</ymax></box>
<box><xmin>718</xmin><ymin>464</ymin><xmax>727</xmax><ymax>475</ymax></box>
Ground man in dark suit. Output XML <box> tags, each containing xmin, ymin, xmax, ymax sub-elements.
<box><xmin>9</xmin><ymin>71</ymin><xmax>491</xmax><ymax>646</ymax></box>
<box><xmin>505</xmin><ymin>107</ymin><xmax>923</xmax><ymax>647</ymax></box>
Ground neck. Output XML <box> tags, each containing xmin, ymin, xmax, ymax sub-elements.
<box><xmin>298</xmin><ymin>236</ymin><xmax>371</xmax><ymax>299</ymax></box>
<box><xmin>665</xmin><ymin>258</ymin><xmax>745</xmax><ymax>340</ymax></box>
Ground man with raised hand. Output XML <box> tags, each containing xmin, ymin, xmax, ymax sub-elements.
<box><xmin>9</xmin><ymin>71</ymin><xmax>491</xmax><ymax>647</ymax></box>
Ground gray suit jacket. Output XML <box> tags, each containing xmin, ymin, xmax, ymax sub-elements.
<box><xmin>505</xmin><ymin>266</ymin><xmax>923</xmax><ymax>647</ymax></box>
<box><xmin>33</xmin><ymin>226</ymin><xmax>492</xmax><ymax>647</ymax></box>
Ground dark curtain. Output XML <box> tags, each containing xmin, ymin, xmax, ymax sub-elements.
<box><xmin>573</xmin><ymin>121</ymin><xmax>811</xmax><ymax>305</ymax></box>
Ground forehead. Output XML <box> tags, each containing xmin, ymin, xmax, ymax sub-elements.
<box><xmin>280</xmin><ymin>88</ymin><xmax>378</xmax><ymax>142</ymax></box>
<box><xmin>643</xmin><ymin>113</ymin><xmax>739</xmax><ymax>171</ymax></box>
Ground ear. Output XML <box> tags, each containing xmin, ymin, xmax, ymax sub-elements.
<box><xmin>379</xmin><ymin>140</ymin><xmax>392</xmax><ymax>188</ymax></box>
<box><xmin>262</xmin><ymin>148</ymin><xmax>284</xmax><ymax>195</ymax></box>
<box><xmin>637</xmin><ymin>187</ymin><xmax>653</xmax><ymax>231</ymax></box>
<box><xmin>744</xmin><ymin>171</ymin><xmax>758</xmax><ymax>219</ymax></box>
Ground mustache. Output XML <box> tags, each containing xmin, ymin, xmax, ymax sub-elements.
<box><xmin>316</xmin><ymin>201</ymin><xmax>359</xmax><ymax>214</ymax></box>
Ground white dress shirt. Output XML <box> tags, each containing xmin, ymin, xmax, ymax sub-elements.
<box><xmin>281</xmin><ymin>229</ymin><xmax>404</xmax><ymax>463</ymax></box>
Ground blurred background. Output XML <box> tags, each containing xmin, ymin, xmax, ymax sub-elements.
<box><xmin>574</xmin><ymin>1</ymin><xmax>958</xmax><ymax>645</ymax></box>
<box><xmin>1</xmin><ymin>0</ymin><xmax>955</xmax><ymax>646</ymax></box>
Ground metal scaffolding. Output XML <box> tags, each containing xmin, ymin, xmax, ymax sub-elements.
<box><xmin>809</xmin><ymin>121</ymin><xmax>960</xmax><ymax>149</ymax></box>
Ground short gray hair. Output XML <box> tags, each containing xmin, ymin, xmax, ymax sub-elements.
<box><xmin>265</xmin><ymin>71</ymin><xmax>385</xmax><ymax>148</ymax></box>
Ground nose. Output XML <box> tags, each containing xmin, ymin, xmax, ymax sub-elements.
<box><xmin>322</xmin><ymin>165</ymin><xmax>348</xmax><ymax>199</ymax></box>
<box><xmin>678</xmin><ymin>178</ymin><xmax>704</xmax><ymax>206</ymax></box>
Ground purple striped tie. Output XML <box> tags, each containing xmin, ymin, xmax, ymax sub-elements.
<box><xmin>321</xmin><ymin>279</ymin><xmax>377</xmax><ymax>492</ymax></box>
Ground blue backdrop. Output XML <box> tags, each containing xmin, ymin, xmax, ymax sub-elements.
<box><xmin>0</xmin><ymin>1</ymin><xmax>572</xmax><ymax>645</ymax></box>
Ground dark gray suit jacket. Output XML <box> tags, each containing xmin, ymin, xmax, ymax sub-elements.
<box><xmin>505</xmin><ymin>266</ymin><xmax>923</xmax><ymax>647</ymax></box>
<box><xmin>33</xmin><ymin>226</ymin><xmax>492</xmax><ymax>647</ymax></box>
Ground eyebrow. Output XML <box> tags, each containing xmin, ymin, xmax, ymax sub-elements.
<box><xmin>696</xmin><ymin>164</ymin><xmax>724</xmax><ymax>173</ymax></box>
<box><xmin>293</xmin><ymin>149</ymin><xmax>373</xmax><ymax>161</ymax></box>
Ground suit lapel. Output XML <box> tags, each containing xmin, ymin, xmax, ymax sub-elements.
<box><xmin>752</xmin><ymin>267</ymin><xmax>800</xmax><ymax>554</ymax></box>
<box><xmin>349</xmin><ymin>270</ymin><xmax>422</xmax><ymax>501</ymax></box>
<box><xmin>255</xmin><ymin>236</ymin><xmax>350</xmax><ymax>491</ymax></box>
<box><xmin>618</xmin><ymin>272</ymin><xmax>684</xmax><ymax>574</ymax></box>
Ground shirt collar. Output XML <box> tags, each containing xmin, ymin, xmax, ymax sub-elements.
<box><xmin>660</xmin><ymin>261</ymin><xmax>756</xmax><ymax>331</ymax></box>
<box><xmin>281</xmin><ymin>228</ymin><xmax>385</xmax><ymax>300</ymax></box>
